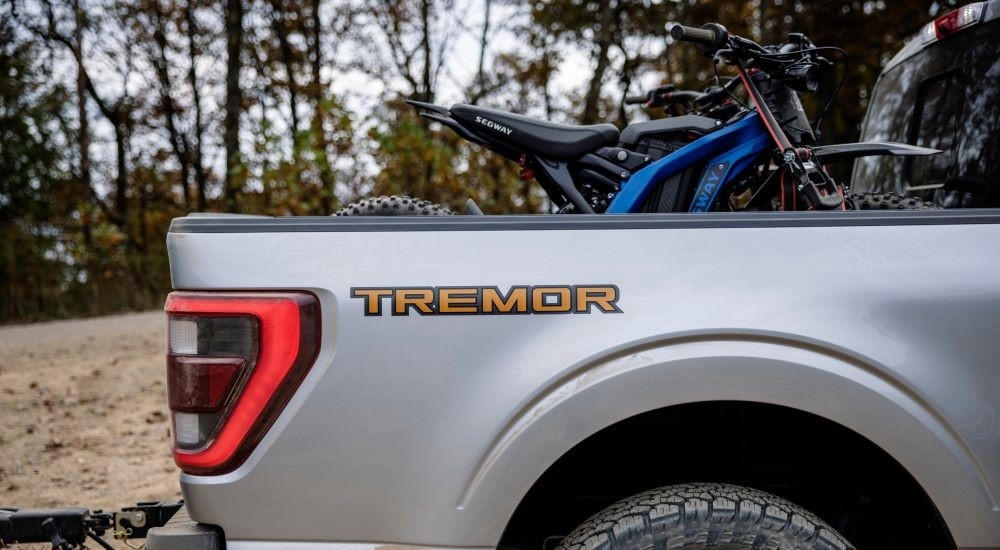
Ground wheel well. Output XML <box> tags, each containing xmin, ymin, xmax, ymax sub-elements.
<box><xmin>497</xmin><ymin>401</ymin><xmax>954</xmax><ymax>550</ymax></box>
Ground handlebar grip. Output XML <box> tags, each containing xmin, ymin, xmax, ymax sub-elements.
<box><xmin>670</xmin><ymin>24</ymin><xmax>717</xmax><ymax>45</ymax></box>
<box><xmin>624</xmin><ymin>95</ymin><xmax>649</xmax><ymax>105</ymax></box>
<box><xmin>670</xmin><ymin>23</ymin><xmax>729</xmax><ymax>55</ymax></box>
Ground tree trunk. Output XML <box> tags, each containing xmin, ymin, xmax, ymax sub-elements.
<box><xmin>112</xmin><ymin>118</ymin><xmax>129</xmax><ymax>226</ymax></box>
<box><xmin>581</xmin><ymin>2</ymin><xmax>618</xmax><ymax>125</ymax></box>
<box><xmin>268</xmin><ymin>0</ymin><xmax>303</xmax><ymax>192</ymax></box>
<box><xmin>470</xmin><ymin>0</ymin><xmax>491</xmax><ymax>104</ymax></box>
<box><xmin>72</xmin><ymin>0</ymin><xmax>92</xmax><ymax>210</ymax></box>
<box><xmin>151</xmin><ymin>3</ymin><xmax>193</xmax><ymax>209</ymax></box>
<box><xmin>70</xmin><ymin>0</ymin><xmax>96</xmax><ymax>249</ymax></box>
<box><xmin>269</xmin><ymin>1</ymin><xmax>300</xmax><ymax>137</ymax></box>
<box><xmin>419</xmin><ymin>0</ymin><xmax>433</xmax><ymax>102</ymax></box>
<box><xmin>309</xmin><ymin>0</ymin><xmax>335</xmax><ymax>212</ymax></box>
<box><xmin>224</xmin><ymin>0</ymin><xmax>244</xmax><ymax>213</ymax></box>
<box><xmin>184</xmin><ymin>0</ymin><xmax>208</xmax><ymax>211</ymax></box>
<box><xmin>61</xmin><ymin>0</ymin><xmax>129</xmax><ymax>228</ymax></box>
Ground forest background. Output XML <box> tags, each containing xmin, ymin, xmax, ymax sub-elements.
<box><xmin>1</xmin><ymin>0</ymin><xmax>958</xmax><ymax>323</ymax></box>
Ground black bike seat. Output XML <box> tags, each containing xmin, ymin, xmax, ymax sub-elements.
<box><xmin>449</xmin><ymin>104</ymin><xmax>619</xmax><ymax>161</ymax></box>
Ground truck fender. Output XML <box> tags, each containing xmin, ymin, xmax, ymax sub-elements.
<box><xmin>459</xmin><ymin>332</ymin><xmax>997</xmax><ymax>546</ymax></box>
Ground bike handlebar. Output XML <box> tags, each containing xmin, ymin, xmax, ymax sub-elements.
<box><xmin>670</xmin><ymin>25</ymin><xmax>716</xmax><ymax>44</ymax></box>
<box><xmin>625</xmin><ymin>87</ymin><xmax>704</xmax><ymax>108</ymax></box>
<box><xmin>670</xmin><ymin>23</ymin><xmax>729</xmax><ymax>54</ymax></box>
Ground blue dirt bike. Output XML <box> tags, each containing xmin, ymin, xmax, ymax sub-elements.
<box><xmin>338</xmin><ymin>23</ymin><xmax>937</xmax><ymax>216</ymax></box>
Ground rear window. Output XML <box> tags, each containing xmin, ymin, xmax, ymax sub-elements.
<box><xmin>852</xmin><ymin>22</ymin><xmax>1000</xmax><ymax>207</ymax></box>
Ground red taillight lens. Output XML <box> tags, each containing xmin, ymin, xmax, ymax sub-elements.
<box><xmin>167</xmin><ymin>356</ymin><xmax>245</xmax><ymax>412</ymax></box>
<box><xmin>937</xmin><ymin>9</ymin><xmax>962</xmax><ymax>35</ymax></box>
<box><xmin>165</xmin><ymin>292</ymin><xmax>320</xmax><ymax>475</ymax></box>
<box><xmin>923</xmin><ymin>2</ymin><xmax>985</xmax><ymax>42</ymax></box>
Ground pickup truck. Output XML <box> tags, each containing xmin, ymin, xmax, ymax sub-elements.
<box><xmin>2</xmin><ymin>5</ymin><xmax>998</xmax><ymax>550</ymax></box>
<box><xmin>148</xmin><ymin>6</ymin><xmax>1000</xmax><ymax>547</ymax></box>
<box><xmin>151</xmin><ymin>208</ymin><xmax>1000</xmax><ymax>550</ymax></box>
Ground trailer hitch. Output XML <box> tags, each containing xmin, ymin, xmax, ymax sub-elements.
<box><xmin>1</xmin><ymin>501</ymin><xmax>182</xmax><ymax>549</ymax></box>
<box><xmin>113</xmin><ymin>501</ymin><xmax>183</xmax><ymax>540</ymax></box>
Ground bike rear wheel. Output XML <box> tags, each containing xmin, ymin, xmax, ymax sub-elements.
<box><xmin>848</xmin><ymin>192</ymin><xmax>939</xmax><ymax>210</ymax></box>
<box><xmin>334</xmin><ymin>195</ymin><xmax>454</xmax><ymax>216</ymax></box>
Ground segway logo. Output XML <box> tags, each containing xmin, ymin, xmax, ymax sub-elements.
<box><xmin>474</xmin><ymin>116</ymin><xmax>514</xmax><ymax>136</ymax></box>
<box><xmin>691</xmin><ymin>161</ymin><xmax>731</xmax><ymax>212</ymax></box>
<box><xmin>351</xmin><ymin>285</ymin><xmax>622</xmax><ymax>316</ymax></box>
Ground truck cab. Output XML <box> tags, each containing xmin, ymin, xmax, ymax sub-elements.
<box><xmin>852</xmin><ymin>0</ymin><xmax>1000</xmax><ymax>207</ymax></box>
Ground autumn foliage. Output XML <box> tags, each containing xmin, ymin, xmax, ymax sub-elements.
<box><xmin>1</xmin><ymin>0</ymin><xmax>953</xmax><ymax>322</ymax></box>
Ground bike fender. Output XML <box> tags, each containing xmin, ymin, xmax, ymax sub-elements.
<box><xmin>813</xmin><ymin>141</ymin><xmax>940</xmax><ymax>164</ymax></box>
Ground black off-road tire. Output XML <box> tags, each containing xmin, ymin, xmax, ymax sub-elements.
<box><xmin>849</xmin><ymin>192</ymin><xmax>939</xmax><ymax>210</ymax></box>
<box><xmin>556</xmin><ymin>483</ymin><xmax>854</xmax><ymax>550</ymax></box>
<box><xmin>333</xmin><ymin>195</ymin><xmax>454</xmax><ymax>216</ymax></box>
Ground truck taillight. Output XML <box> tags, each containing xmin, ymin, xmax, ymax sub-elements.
<box><xmin>922</xmin><ymin>2</ymin><xmax>985</xmax><ymax>43</ymax></box>
<box><xmin>164</xmin><ymin>292</ymin><xmax>320</xmax><ymax>475</ymax></box>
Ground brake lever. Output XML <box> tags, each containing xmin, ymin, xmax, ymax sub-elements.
<box><xmin>731</xmin><ymin>36</ymin><xmax>767</xmax><ymax>54</ymax></box>
<box><xmin>712</xmin><ymin>48</ymin><xmax>737</xmax><ymax>66</ymax></box>
<box><xmin>648</xmin><ymin>85</ymin><xmax>676</xmax><ymax>107</ymax></box>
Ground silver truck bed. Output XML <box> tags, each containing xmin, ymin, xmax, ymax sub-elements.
<box><xmin>167</xmin><ymin>210</ymin><xmax>1000</xmax><ymax>550</ymax></box>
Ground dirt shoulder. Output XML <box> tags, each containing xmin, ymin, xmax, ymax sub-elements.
<box><xmin>0</xmin><ymin>310</ymin><xmax>181</xmax><ymax>512</ymax></box>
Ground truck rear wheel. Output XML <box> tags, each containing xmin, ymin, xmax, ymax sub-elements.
<box><xmin>334</xmin><ymin>195</ymin><xmax>454</xmax><ymax>216</ymax></box>
<box><xmin>555</xmin><ymin>483</ymin><xmax>854</xmax><ymax>550</ymax></box>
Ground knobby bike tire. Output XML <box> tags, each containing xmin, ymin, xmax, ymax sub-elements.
<box><xmin>334</xmin><ymin>195</ymin><xmax>454</xmax><ymax>216</ymax></box>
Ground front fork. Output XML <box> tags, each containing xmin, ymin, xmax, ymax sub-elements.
<box><xmin>737</xmin><ymin>65</ymin><xmax>843</xmax><ymax>210</ymax></box>
<box><xmin>780</xmin><ymin>148</ymin><xmax>845</xmax><ymax>210</ymax></box>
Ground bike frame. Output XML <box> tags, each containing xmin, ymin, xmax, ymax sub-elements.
<box><xmin>606</xmin><ymin>111</ymin><xmax>773</xmax><ymax>213</ymax></box>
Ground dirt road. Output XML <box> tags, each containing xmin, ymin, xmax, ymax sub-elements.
<box><xmin>0</xmin><ymin>311</ymin><xmax>181</xmax><ymax>513</ymax></box>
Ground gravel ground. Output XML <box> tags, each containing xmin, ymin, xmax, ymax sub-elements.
<box><xmin>0</xmin><ymin>310</ymin><xmax>181</xmax><ymax>521</ymax></box>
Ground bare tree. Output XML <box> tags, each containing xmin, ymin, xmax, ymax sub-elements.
<box><xmin>268</xmin><ymin>0</ymin><xmax>303</xmax><ymax>184</ymax></box>
<box><xmin>37</xmin><ymin>0</ymin><xmax>134</xmax><ymax>229</ymax></box>
<box><xmin>224</xmin><ymin>0</ymin><xmax>244</xmax><ymax>212</ymax></box>
<box><xmin>308</xmin><ymin>0</ymin><xmax>336</xmax><ymax>210</ymax></box>
<box><xmin>183</xmin><ymin>0</ymin><xmax>208</xmax><ymax>211</ymax></box>
<box><xmin>365</xmin><ymin>0</ymin><xmax>457</xmax><ymax>103</ymax></box>
<box><xmin>147</xmin><ymin>0</ymin><xmax>194</xmax><ymax>209</ymax></box>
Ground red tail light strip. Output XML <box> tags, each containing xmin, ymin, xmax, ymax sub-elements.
<box><xmin>165</xmin><ymin>292</ymin><xmax>320</xmax><ymax>475</ymax></box>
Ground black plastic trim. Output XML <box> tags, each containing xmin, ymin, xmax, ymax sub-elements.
<box><xmin>618</xmin><ymin>115</ymin><xmax>722</xmax><ymax>146</ymax></box>
<box><xmin>169</xmin><ymin>209</ymin><xmax>1000</xmax><ymax>234</ymax></box>
<box><xmin>146</xmin><ymin>505</ymin><xmax>219</xmax><ymax>550</ymax></box>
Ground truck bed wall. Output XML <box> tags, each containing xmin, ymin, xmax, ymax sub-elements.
<box><xmin>167</xmin><ymin>211</ymin><xmax>1000</xmax><ymax>549</ymax></box>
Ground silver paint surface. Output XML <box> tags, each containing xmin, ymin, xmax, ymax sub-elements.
<box><xmin>167</xmin><ymin>214</ymin><xmax>1000</xmax><ymax>548</ymax></box>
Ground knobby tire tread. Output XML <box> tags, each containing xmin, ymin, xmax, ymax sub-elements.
<box><xmin>334</xmin><ymin>195</ymin><xmax>454</xmax><ymax>216</ymax></box>
<box><xmin>849</xmin><ymin>192</ymin><xmax>939</xmax><ymax>210</ymax></box>
<box><xmin>556</xmin><ymin>483</ymin><xmax>854</xmax><ymax>550</ymax></box>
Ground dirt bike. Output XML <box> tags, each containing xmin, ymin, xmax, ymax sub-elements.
<box><xmin>337</xmin><ymin>23</ymin><xmax>939</xmax><ymax>216</ymax></box>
